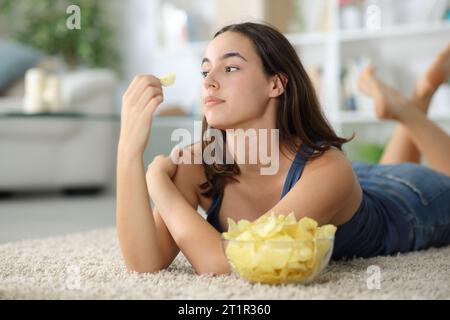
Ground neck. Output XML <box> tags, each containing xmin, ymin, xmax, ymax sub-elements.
<box><xmin>221</xmin><ymin>99</ymin><xmax>297</xmax><ymax>177</ymax></box>
<box><xmin>225</xmin><ymin>134</ymin><xmax>296</xmax><ymax>179</ymax></box>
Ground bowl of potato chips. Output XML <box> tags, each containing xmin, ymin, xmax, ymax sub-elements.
<box><xmin>222</xmin><ymin>212</ymin><xmax>336</xmax><ymax>285</ymax></box>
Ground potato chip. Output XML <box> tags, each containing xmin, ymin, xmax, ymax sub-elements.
<box><xmin>160</xmin><ymin>73</ymin><xmax>176</xmax><ymax>86</ymax></box>
<box><xmin>225</xmin><ymin>241</ymin><xmax>257</xmax><ymax>270</ymax></box>
<box><xmin>222</xmin><ymin>211</ymin><xmax>337</xmax><ymax>284</ymax></box>
<box><xmin>256</xmin><ymin>242</ymin><xmax>292</xmax><ymax>271</ymax></box>
<box><xmin>250</xmin><ymin>215</ymin><xmax>283</xmax><ymax>239</ymax></box>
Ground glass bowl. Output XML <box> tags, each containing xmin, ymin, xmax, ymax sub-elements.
<box><xmin>222</xmin><ymin>236</ymin><xmax>334</xmax><ymax>285</ymax></box>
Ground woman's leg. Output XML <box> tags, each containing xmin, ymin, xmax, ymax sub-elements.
<box><xmin>376</xmin><ymin>111</ymin><xmax>422</xmax><ymax>164</ymax></box>
<box><xmin>375</xmin><ymin>83</ymin><xmax>429</xmax><ymax>165</ymax></box>
<box><xmin>365</xmin><ymin>43</ymin><xmax>450</xmax><ymax>165</ymax></box>
<box><xmin>358</xmin><ymin>64</ymin><xmax>450</xmax><ymax>177</ymax></box>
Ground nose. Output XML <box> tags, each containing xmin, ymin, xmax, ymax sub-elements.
<box><xmin>202</xmin><ymin>71</ymin><xmax>219</xmax><ymax>90</ymax></box>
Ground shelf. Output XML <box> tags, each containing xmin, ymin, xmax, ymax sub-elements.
<box><xmin>335</xmin><ymin>111</ymin><xmax>378</xmax><ymax>123</ymax></box>
<box><xmin>156</xmin><ymin>31</ymin><xmax>330</xmax><ymax>54</ymax></box>
<box><xmin>338</xmin><ymin>21</ymin><xmax>450</xmax><ymax>43</ymax></box>
<box><xmin>155</xmin><ymin>33</ymin><xmax>330</xmax><ymax>57</ymax></box>
<box><xmin>154</xmin><ymin>21</ymin><xmax>450</xmax><ymax>54</ymax></box>
<box><xmin>286</xmin><ymin>32</ymin><xmax>330</xmax><ymax>46</ymax></box>
<box><xmin>0</xmin><ymin>112</ymin><xmax>120</xmax><ymax>121</ymax></box>
<box><xmin>334</xmin><ymin>111</ymin><xmax>450</xmax><ymax>124</ymax></box>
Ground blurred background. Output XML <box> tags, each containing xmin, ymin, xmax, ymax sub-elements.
<box><xmin>0</xmin><ymin>0</ymin><xmax>449</xmax><ymax>242</ymax></box>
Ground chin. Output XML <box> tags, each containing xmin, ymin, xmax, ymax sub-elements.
<box><xmin>204</xmin><ymin>112</ymin><xmax>233</xmax><ymax>131</ymax></box>
<box><xmin>205</xmin><ymin>118</ymin><xmax>230</xmax><ymax>131</ymax></box>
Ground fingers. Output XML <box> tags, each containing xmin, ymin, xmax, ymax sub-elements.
<box><xmin>147</xmin><ymin>153</ymin><xmax>178</xmax><ymax>179</ymax></box>
<box><xmin>121</xmin><ymin>75</ymin><xmax>166</xmax><ymax>116</ymax></box>
<box><xmin>147</xmin><ymin>154</ymin><xmax>168</xmax><ymax>174</ymax></box>
<box><xmin>143</xmin><ymin>93</ymin><xmax>164</xmax><ymax>116</ymax></box>
<box><xmin>136</xmin><ymin>86</ymin><xmax>163</xmax><ymax>110</ymax></box>
<box><xmin>122</xmin><ymin>76</ymin><xmax>141</xmax><ymax>98</ymax></box>
<box><xmin>124</xmin><ymin>75</ymin><xmax>162</xmax><ymax>105</ymax></box>
<box><xmin>134</xmin><ymin>75</ymin><xmax>162</xmax><ymax>97</ymax></box>
<box><xmin>169</xmin><ymin>145</ymin><xmax>184</xmax><ymax>165</ymax></box>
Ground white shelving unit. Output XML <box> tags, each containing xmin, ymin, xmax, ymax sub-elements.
<box><xmin>338</xmin><ymin>20</ymin><xmax>450</xmax><ymax>42</ymax></box>
<box><xmin>152</xmin><ymin>0</ymin><xmax>450</xmax><ymax>161</ymax></box>
<box><xmin>282</xmin><ymin>2</ymin><xmax>450</xmax><ymax>136</ymax></box>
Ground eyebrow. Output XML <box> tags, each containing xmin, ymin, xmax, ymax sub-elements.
<box><xmin>201</xmin><ymin>52</ymin><xmax>248</xmax><ymax>65</ymax></box>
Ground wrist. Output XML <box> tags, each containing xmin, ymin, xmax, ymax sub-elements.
<box><xmin>148</xmin><ymin>169</ymin><xmax>169</xmax><ymax>183</ymax></box>
<box><xmin>117</xmin><ymin>150</ymin><xmax>144</xmax><ymax>168</ymax></box>
<box><xmin>118</xmin><ymin>141</ymin><xmax>144</xmax><ymax>160</ymax></box>
<box><xmin>147</xmin><ymin>170</ymin><xmax>169</xmax><ymax>197</ymax></box>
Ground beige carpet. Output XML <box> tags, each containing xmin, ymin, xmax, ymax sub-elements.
<box><xmin>0</xmin><ymin>228</ymin><xmax>449</xmax><ymax>299</ymax></box>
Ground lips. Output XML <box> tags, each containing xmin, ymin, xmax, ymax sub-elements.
<box><xmin>204</xmin><ymin>96</ymin><xmax>225</xmax><ymax>106</ymax></box>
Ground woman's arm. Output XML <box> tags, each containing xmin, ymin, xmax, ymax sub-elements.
<box><xmin>117</xmin><ymin>150</ymin><xmax>202</xmax><ymax>273</ymax></box>
<box><xmin>116</xmin><ymin>75</ymin><xmax>168</xmax><ymax>273</ymax></box>
<box><xmin>116</xmin><ymin>150</ymin><xmax>164</xmax><ymax>272</ymax></box>
<box><xmin>152</xmin><ymin>157</ymin><xmax>201</xmax><ymax>269</ymax></box>
<box><xmin>147</xmin><ymin>156</ymin><xmax>231</xmax><ymax>275</ymax></box>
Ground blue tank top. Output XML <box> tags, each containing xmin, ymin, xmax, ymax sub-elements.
<box><xmin>205</xmin><ymin>143</ymin><xmax>410</xmax><ymax>260</ymax></box>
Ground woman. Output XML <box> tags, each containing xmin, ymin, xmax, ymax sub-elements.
<box><xmin>116</xmin><ymin>22</ymin><xmax>450</xmax><ymax>275</ymax></box>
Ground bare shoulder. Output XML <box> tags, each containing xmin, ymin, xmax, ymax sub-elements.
<box><xmin>171</xmin><ymin>142</ymin><xmax>207</xmax><ymax>202</ymax></box>
<box><xmin>306</xmin><ymin>146</ymin><xmax>353</xmax><ymax>175</ymax></box>
<box><xmin>305</xmin><ymin>147</ymin><xmax>358</xmax><ymax>209</ymax></box>
<box><xmin>305</xmin><ymin>146</ymin><xmax>362</xmax><ymax>224</ymax></box>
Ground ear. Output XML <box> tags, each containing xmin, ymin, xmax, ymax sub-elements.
<box><xmin>268</xmin><ymin>73</ymin><xmax>288</xmax><ymax>98</ymax></box>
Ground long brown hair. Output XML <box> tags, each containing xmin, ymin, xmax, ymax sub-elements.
<box><xmin>199</xmin><ymin>22</ymin><xmax>353</xmax><ymax>198</ymax></box>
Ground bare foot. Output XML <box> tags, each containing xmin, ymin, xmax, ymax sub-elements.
<box><xmin>358</xmin><ymin>65</ymin><xmax>412</xmax><ymax>120</ymax></box>
<box><xmin>414</xmin><ymin>43</ymin><xmax>450</xmax><ymax>112</ymax></box>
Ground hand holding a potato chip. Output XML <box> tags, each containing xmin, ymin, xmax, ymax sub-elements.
<box><xmin>119</xmin><ymin>73</ymin><xmax>176</xmax><ymax>157</ymax></box>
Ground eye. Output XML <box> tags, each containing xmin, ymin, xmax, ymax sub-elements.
<box><xmin>225</xmin><ymin>66</ymin><xmax>239</xmax><ymax>73</ymax></box>
<box><xmin>200</xmin><ymin>71</ymin><xmax>209</xmax><ymax>78</ymax></box>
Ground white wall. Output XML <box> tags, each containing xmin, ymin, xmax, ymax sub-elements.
<box><xmin>104</xmin><ymin>0</ymin><xmax>156</xmax><ymax>112</ymax></box>
<box><xmin>105</xmin><ymin>0</ymin><xmax>206</xmax><ymax>115</ymax></box>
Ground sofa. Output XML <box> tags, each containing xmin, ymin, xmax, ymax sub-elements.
<box><xmin>0</xmin><ymin>68</ymin><xmax>119</xmax><ymax>192</ymax></box>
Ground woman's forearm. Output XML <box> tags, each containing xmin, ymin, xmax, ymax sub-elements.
<box><xmin>149</xmin><ymin>173</ymin><xmax>230</xmax><ymax>275</ymax></box>
<box><xmin>116</xmin><ymin>149</ymin><xmax>163</xmax><ymax>272</ymax></box>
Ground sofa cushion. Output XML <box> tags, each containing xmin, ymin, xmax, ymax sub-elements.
<box><xmin>0</xmin><ymin>39</ymin><xmax>43</xmax><ymax>93</ymax></box>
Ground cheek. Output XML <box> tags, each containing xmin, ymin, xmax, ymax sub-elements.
<box><xmin>230</xmin><ymin>75</ymin><xmax>268</xmax><ymax>105</ymax></box>
<box><xmin>203</xmin><ymin>73</ymin><xmax>270</xmax><ymax>126</ymax></box>
<box><xmin>234</xmin><ymin>82</ymin><xmax>270</xmax><ymax>115</ymax></box>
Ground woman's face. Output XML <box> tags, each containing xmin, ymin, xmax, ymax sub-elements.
<box><xmin>201</xmin><ymin>31</ymin><xmax>277</xmax><ymax>130</ymax></box>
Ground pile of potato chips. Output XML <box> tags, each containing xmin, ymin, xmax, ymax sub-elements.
<box><xmin>222</xmin><ymin>212</ymin><xmax>337</xmax><ymax>284</ymax></box>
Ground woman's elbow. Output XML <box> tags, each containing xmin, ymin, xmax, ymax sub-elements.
<box><xmin>124</xmin><ymin>259</ymin><xmax>168</xmax><ymax>274</ymax></box>
<box><xmin>195</xmin><ymin>258</ymin><xmax>232</xmax><ymax>276</ymax></box>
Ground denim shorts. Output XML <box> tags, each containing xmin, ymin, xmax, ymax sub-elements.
<box><xmin>351</xmin><ymin>161</ymin><xmax>450</xmax><ymax>252</ymax></box>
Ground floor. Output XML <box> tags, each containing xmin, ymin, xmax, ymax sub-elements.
<box><xmin>2</xmin><ymin>226</ymin><xmax>450</xmax><ymax>299</ymax></box>
<box><xmin>0</xmin><ymin>189</ymin><xmax>116</xmax><ymax>244</ymax></box>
